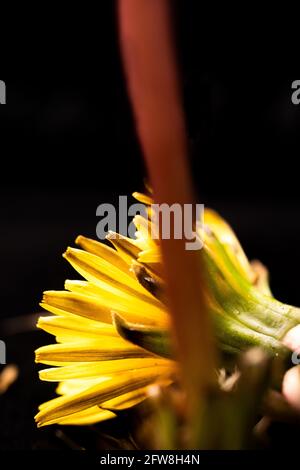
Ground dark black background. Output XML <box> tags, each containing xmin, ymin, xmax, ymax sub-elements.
<box><xmin>1</xmin><ymin>1</ymin><xmax>300</xmax><ymax>319</ymax></box>
<box><xmin>0</xmin><ymin>0</ymin><xmax>300</xmax><ymax>450</ymax></box>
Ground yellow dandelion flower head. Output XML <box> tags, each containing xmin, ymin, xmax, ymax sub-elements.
<box><xmin>35</xmin><ymin>191</ymin><xmax>299</xmax><ymax>426</ymax></box>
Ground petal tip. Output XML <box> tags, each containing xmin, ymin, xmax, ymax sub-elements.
<box><xmin>75</xmin><ymin>235</ymin><xmax>84</xmax><ymax>246</ymax></box>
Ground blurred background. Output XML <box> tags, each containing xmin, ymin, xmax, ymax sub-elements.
<box><xmin>0</xmin><ymin>0</ymin><xmax>300</xmax><ymax>449</ymax></box>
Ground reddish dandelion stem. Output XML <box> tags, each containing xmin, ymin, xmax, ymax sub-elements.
<box><xmin>118</xmin><ymin>0</ymin><xmax>215</xmax><ymax>426</ymax></box>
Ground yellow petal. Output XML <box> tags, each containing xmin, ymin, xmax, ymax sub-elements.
<box><xmin>75</xmin><ymin>235</ymin><xmax>131</xmax><ymax>275</ymax></box>
<box><xmin>106</xmin><ymin>231</ymin><xmax>141</xmax><ymax>265</ymax></box>
<box><xmin>42</xmin><ymin>287</ymin><xmax>168</xmax><ymax>328</ymax></box>
<box><xmin>101</xmin><ymin>380</ymin><xmax>171</xmax><ymax>411</ymax></box>
<box><xmin>41</xmin><ymin>291</ymin><xmax>113</xmax><ymax>324</ymax></box>
<box><xmin>37</xmin><ymin>315</ymin><xmax>118</xmax><ymax>341</ymax></box>
<box><xmin>35</xmin><ymin>367</ymin><xmax>170</xmax><ymax>426</ymax></box>
<box><xmin>56</xmin><ymin>407</ymin><xmax>115</xmax><ymax>426</ymax></box>
<box><xmin>101</xmin><ymin>387</ymin><xmax>147</xmax><ymax>410</ymax></box>
<box><xmin>204</xmin><ymin>209</ymin><xmax>255</xmax><ymax>283</ymax></box>
<box><xmin>64</xmin><ymin>247</ymin><xmax>141</xmax><ymax>294</ymax></box>
<box><xmin>39</xmin><ymin>357</ymin><xmax>171</xmax><ymax>381</ymax></box>
<box><xmin>138</xmin><ymin>248</ymin><xmax>162</xmax><ymax>264</ymax></box>
<box><xmin>56</xmin><ymin>378</ymin><xmax>109</xmax><ymax>396</ymax></box>
<box><xmin>133</xmin><ymin>215</ymin><xmax>158</xmax><ymax>247</ymax></box>
<box><xmin>64</xmin><ymin>280</ymin><xmax>99</xmax><ymax>296</ymax></box>
<box><xmin>132</xmin><ymin>192</ymin><xmax>153</xmax><ymax>205</ymax></box>
<box><xmin>35</xmin><ymin>338</ymin><xmax>153</xmax><ymax>365</ymax></box>
<box><xmin>63</xmin><ymin>247</ymin><xmax>163</xmax><ymax>308</ymax></box>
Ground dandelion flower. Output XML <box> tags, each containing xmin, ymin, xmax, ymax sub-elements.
<box><xmin>35</xmin><ymin>192</ymin><xmax>300</xmax><ymax>426</ymax></box>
